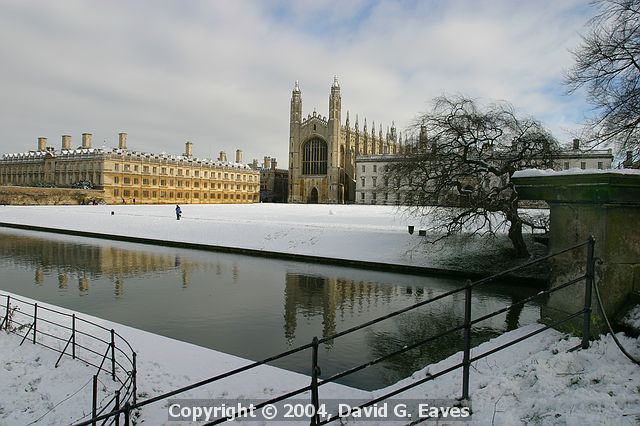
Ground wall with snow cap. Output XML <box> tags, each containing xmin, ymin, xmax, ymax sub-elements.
<box><xmin>512</xmin><ymin>171</ymin><xmax>640</xmax><ymax>335</ymax></box>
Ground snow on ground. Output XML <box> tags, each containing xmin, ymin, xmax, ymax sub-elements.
<box><xmin>2</xmin><ymin>291</ymin><xmax>638</xmax><ymax>425</ymax></box>
<box><xmin>622</xmin><ymin>305</ymin><xmax>640</xmax><ymax>331</ymax></box>
<box><xmin>382</xmin><ymin>326</ymin><xmax>640</xmax><ymax>425</ymax></box>
<box><xmin>1</xmin><ymin>330</ymin><xmax>119</xmax><ymax>426</ymax></box>
<box><xmin>0</xmin><ymin>292</ymin><xmax>367</xmax><ymax>426</ymax></box>
<box><xmin>0</xmin><ymin>204</ymin><xmax>546</xmax><ymax>276</ymax></box>
<box><xmin>1</xmin><ymin>204</ymin><xmax>638</xmax><ymax>424</ymax></box>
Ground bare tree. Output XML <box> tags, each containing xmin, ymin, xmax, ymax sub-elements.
<box><xmin>566</xmin><ymin>0</ymin><xmax>640</xmax><ymax>152</ymax></box>
<box><xmin>386</xmin><ymin>96</ymin><xmax>558</xmax><ymax>258</ymax></box>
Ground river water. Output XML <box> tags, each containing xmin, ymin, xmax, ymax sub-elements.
<box><xmin>0</xmin><ymin>227</ymin><xmax>540</xmax><ymax>390</ymax></box>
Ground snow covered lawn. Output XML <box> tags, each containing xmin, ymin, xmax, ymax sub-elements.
<box><xmin>0</xmin><ymin>203</ymin><xmax>546</xmax><ymax>276</ymax></box>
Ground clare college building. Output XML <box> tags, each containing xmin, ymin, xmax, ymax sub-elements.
<box><xmin>0</xmin><ymin>133</ymin><xmax>259</xmax><ymax>204</ymax></box>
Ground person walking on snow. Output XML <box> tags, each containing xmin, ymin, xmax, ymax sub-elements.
<box><xmin>175</xmin><ymin>205</ymin><xmax>182</xmax><ymax>220</ymax></box>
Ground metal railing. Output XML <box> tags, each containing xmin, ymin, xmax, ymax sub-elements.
<box><xmin>72</xmin><ymin>237</ymin><xmax>594</xmax><ymax>425</ymax></box>
<box><xmin>0</xmin><ymin>293</ymin><xmax>137</xmax><ymax>426</ymax></box>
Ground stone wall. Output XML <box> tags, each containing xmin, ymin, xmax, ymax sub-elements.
<box><xmin>513</xmin><ymin>171</ymin><xmax>640</xmax><ymax>335</ymax></box>
<box><xmin>0</xmin><ymin>186</ymin><xmax>106</xmax><ymax>205</ymax></box>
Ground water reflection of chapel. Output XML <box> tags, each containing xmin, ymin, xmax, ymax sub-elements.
<box><xmin>283</xmin><ymin>273</ymin><xmax>415</xmax><ymax>341</ymax></box>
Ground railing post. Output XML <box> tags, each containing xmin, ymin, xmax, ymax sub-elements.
<box><xmin>3</xmin><ymin>295</ymin><xmax>9</xmax><ymax>330</ymax></box>
<box><xmin>132</xmin><ymin>352</ymin><xmax>138</xmax><ymax>404</ymax></box>
<box><xmin>114</xmin><ymin>390</ymin><xmax>121</xmax><ymax>426</ymax></box>
<box><xmin>92</xmin><ymin>374</ymin><xmax>98</xmax><ymax>426</ymax></box>
<box><xmin>72</xmin><ymin>314</ymin><xmax>76</xmax><ymax>359</ymax></box>
<box><xmin>111</xmin><ymin>329</ymin><xmax>116</xmax><ymax>381</ymax></box>
<box><xmin>310</xmin><ymin>336</ymin><xmax>320</xmax><ymax>426</ymax></box>
<box><xmin>33</xmin><ymin>303</ymin><xmax>38</xmax><ymax>344</ymax></box>
<box><xmin>124</xmin><ymin>402</ymin><xmax>131</xmax><ymax>426</ymax></box>
<box><xmin>582</xmin><ymin>236</ymin><xmax>595</xmax><ymax>349</ymax></box>
<box><xmin>462</xmin><ymin>279</ymin><xmax>472</xmax><ymax>401</ymax></box>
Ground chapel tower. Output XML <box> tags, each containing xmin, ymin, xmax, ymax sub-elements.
<box><xmin>288</xmin><ymin>77</ymin><xmax>354</xmax><ymax>204</ymax></box>
<box><xmin>288</xmin><ymin>77</ymin><xmax>396</xmax><ymax>204</ymax></box>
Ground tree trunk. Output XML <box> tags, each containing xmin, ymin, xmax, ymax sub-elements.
<box><xmin>508</xmin><ymin>218</ymin><xmax>530</xmax><ymax>258</ymax></box>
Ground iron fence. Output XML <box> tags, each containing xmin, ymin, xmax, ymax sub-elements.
<box><xmin>0</xmin><ymin>293</ymin><xmax>137</xmax><ymax>426</ymax></box>
<box><xmin>18</xmin><ymin>237</ymin><xmax>594</xmax><ymax>426</ymax></box>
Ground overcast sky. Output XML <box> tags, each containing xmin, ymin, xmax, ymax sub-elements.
<box><xmin>0</xmin><ymin>0</ymin><xmax>596</xmax><ymax>167</ymax></box>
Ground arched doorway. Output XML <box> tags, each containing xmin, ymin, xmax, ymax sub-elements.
<box><xmin>309</xmin><ymin>187</ymin><xmax>319</xmax><ymax>204</ymax></box>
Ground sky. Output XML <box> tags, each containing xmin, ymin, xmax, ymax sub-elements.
<box><xmin>0</xmin><ymin>0</ymin><xmax>596</xmax><ymax>167</ymax></box>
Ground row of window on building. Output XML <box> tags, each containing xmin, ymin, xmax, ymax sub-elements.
<box><xmin>359</xmin><ymin>191</ymin><xmax>402</xmax><ymax>205</ymax></box>
<box><xmin>111</xmin><ymin>189</ymin><xmax>254</xmax><ymax>201</ymax></box>
<box><xmin>111</xmin><ymin>176</ymin><xmax>253</xmax><ymax>190</ymax></box>
<box><xmin>111</xmin><ymin>163</ymin><xmax>257</xmax><ymax>181</ymax></box>
<box><xmin>563</xmin><ymin>161</ymin><xmax>605</xmax><ymax>170</ymax></box>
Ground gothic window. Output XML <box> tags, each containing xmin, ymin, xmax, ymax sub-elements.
<box><xmin>302</xmin><ymin>138</ymin><xmax>327</xmax><ymax>175</ymax></box>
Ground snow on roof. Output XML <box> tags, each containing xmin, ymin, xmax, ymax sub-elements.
<box><xmin>1</xmin><ymin>146</ymin><xmax>254</xmax><ymax>170</ymax></box>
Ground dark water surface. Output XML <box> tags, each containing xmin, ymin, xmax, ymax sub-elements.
<box><xmin>0</xmin><ymin>227</ymin><xmax>540</xmax><ymax>390</ymax></box>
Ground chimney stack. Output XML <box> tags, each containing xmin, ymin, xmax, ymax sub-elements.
<box><xmin>218</xmin><ymin>151</ymin><xmax>227</xmax><ymax>162</ymax></box>
<box><xmin>235</xmin><ymin>149</ymin><xmax>243</xmax><ymax>163</ymax></box>
<box><xmin>572</xmin><ymin>138</ymin><xmax>580</xmax><ymax>150</ymax></box>
<box><xmin>37</xmin><ymin>137</ymin><xmax>47</xmax><ymax>152</ymax></box>
<box><xmin>81</xmin><ymin>133</ymin><xmax>92</xmax><ymax>149</ymax></box>
<box><xmin>119</xmin><ymin>133</ymin><xmax>128</xmax><ymax>150</ymax></box>
<box><xmin>251</xmin><ymin>159</ymin><xmax>258</xmax><ymax>169</ymax></box>
<box><xmin>263</xmin><ymin>156</ymin><xmax>271</xmax><ymax>169</ymax></box>
<box><xmin>185</xmin><ymin>141</ymin><xmax>193</xmax><ymax>158</ymax></box>
<box><xmin>271</xmin><ymin>158</ymin><xmax>277</xmax><ymax>170</ymax></box>
<box><xmin>625</xmin><ymin>150</ymin><xmax>634</xmax><ymax>167</ymax></box>
<box><xmin>62</xmin><ymin>135</ymin><xmax>71</xmax><ymax>150</ymax></box>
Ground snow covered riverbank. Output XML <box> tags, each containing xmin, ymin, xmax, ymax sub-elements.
<box><xmin>0</xmin><ymin>203</ymin><xmax>548</xmax><ymax>279</ymax></box>
<box><xmin>1</xmin><ymin>204</ymin><xmax>637</xmax><ymax>424</ymax></box>
<box><xmin>2</xmin><ymin>290</ymin><xmax>638</xmax><ymax>425</ymax></box>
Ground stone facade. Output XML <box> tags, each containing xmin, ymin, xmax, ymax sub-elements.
<box><xmin>356</xmin><ymin>155</ymin><xmax>402</xmax><ymax>205</ymax></box>
<box><xmin>288</xmin><ymin>78</ymin><xmax>401</xmax><ymax>204</ymax></box>
<box><xmin>0</xmin><ymin>186</ymin><xmax>104</xmax><ymax>205</ymax></box>
<box><xmin>513</xmin><ymin>171</ymin><xmax>640</xmax><ymax>335</ymax></box>
<box><xmin>256</xmin><ymin>156</ymin><xmax>288</xmax><ymax>203</ymax></box>
<box><xmin>0</xmin><ymin>133</ymin><xmax>260</xmax><ymax>204</ymax></box>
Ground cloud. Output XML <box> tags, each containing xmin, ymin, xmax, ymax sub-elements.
<box><xmin>0</xmin><ymin>0</ymin><xmax>594</xmax><ymax>166</ymax></box>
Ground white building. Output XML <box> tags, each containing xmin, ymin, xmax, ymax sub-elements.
<box><xmin>556</xmin><ymin>139</ymin><xmax>613</xmax><ymax>170</ymax></box>
<box><xmin>355</xmin><ymin>139</ymin><xmax>614</xmax><ymax>205</ymax></box>
<box><xmin>356</xmin><ymin>155</ymin><xmax>402</xmax><ymax>205</ymax></box>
